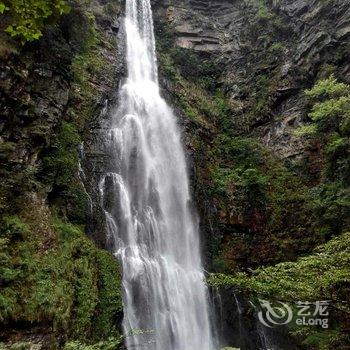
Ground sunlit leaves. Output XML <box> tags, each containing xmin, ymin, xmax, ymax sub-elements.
<box><xmin>2</xmin><ymin>0</ymin><xmax>70</xmax><ymax>43</ymax></box>
<box><xmin>305</xmin><ymin>75</ymin><xmax>349</xmax><ymax>100</ymax></box>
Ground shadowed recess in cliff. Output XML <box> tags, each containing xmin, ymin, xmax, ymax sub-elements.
<box><xmin>97</xmin><ymin>0</ymin><xmax>217</xmax><ymax>349</ymax></box>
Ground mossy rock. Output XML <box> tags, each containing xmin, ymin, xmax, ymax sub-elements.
<box><xmin>0</xmin><ymin>213</ymin><xmax>123</xmax><ymax>344</ymax></box>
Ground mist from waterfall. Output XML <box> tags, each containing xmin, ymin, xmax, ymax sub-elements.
<box><xmin>98</xmin><ymin>0</ymin><xmax>216</xmax><ymax>349</ymax></box>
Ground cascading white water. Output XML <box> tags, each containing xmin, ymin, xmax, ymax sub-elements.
<box><xmin>99</xmin><ymin>0</ymin><xmax>216</xmax><ymax>349</ymax></box>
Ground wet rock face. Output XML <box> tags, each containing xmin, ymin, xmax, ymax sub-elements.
<box><xmin>163</xmin><ymin>0</ymin><xmax>350</xmax><ymax>67</ymax></box>
<box><xmin>0</xmin><ymin>0</ymin><xmax>122</xmax><ymax>228</ymax></box>
<box><xmin>162</xmin><ymin>0</ymin><xmax>235</xmax><ymax>52</ymax></box>
<box><xmin>212</xmin><ymin>288</ymin><xmax>299</xmax><ymax>350</ymax></box>
<box><xmin>80</xmin><ymin>21</ymin><xmax>126</xmax><ymax>249</ymax></box>
<box><xmin>155</xmin><ymin>0</ymin><xmax>350</xmax><ymax>159</ymax></box>
<box><xmin>0</xmin><ymin>30</ymin><xmax>72</xmax><ymax>213</ymax></box>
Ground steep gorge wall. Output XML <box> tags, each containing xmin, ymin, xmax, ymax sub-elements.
<box><xmin>153</xmin><ymin>0</ymin><xmax>350</xmax><ymax>269</ymax></box>
<box><xmin>0</xmin><ymin>0</ymin><xmax>349</xmax><ymax>349</ymax></box>
<box><xmin>0</xmin><ymin>1</ymin><xmax>125</xmax><ymax>348</ymax></box>
<box><xmin>152</xmin><ymin>1</ymin><xmax>350</xmax><ymax>348</ymax></box>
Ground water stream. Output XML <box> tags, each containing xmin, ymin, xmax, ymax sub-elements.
<box><xmin>99</xmin><ymin>0</ymin><xmax>216</xmax><ymax>349</ymax></box>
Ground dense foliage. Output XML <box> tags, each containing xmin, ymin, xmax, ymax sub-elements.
<box><xmin>0</xmin><ymin>0</ymin><xmax>70</xmax><ymax>42</ymax></box>
<box><xmin>298</xmin><ymin>75</ymin><xmax>350</xmax><ymax>182</ymax></box>
<box><xmin>208</xmin><ymin>232</ymin><xmax>350</xmax><ymax>349</ymax></box>
<box><xmin>208</xmin><ymin>232</ymin><xmax>350</xmax><ymax>304</ymax></box>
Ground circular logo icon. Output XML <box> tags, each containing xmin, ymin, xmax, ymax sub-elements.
<box><xmin>258</xmin><ymin>299</ymin><xmax>293</xmax><ymax>328</ymax></box>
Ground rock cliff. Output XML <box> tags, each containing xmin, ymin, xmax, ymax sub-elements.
<box><xmin>153</xmin><ymin>0</ymin><xmax>350</xmax><ymax>267</ymax></box>
<box><xmin>152</xmin><ymin>0</ymin><xmax>350</xmax><ymax>348</ymax></box>
<box><xmin>0</xmin><ymin>1</ymin><xmax>124</xmax><ymax>348</ymax></box>
<box><xmin>0</xmin><ymin>0</ymin><xmax>349</xmax><ymax>349</ymax></box>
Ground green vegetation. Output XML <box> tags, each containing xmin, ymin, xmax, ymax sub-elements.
<box><xmin>0</xmin><ymin>2</ymin><xmax>123</xmax><ymax>347</ymax></box>
<box><xmin>207</xmin><ymin>76</ymin><xmax>350</xmax><ymax>270</ymax></box>
<box><xmin>37</xmin><ymin>2</ymin><xmax>119</xmax><ymax>224</ymax></box>
<box><xmin>208</xmin><ymin>232</ymin><xmax>350</xmax><ymax>302</ymax></box>
<box><xmin>158</xmin><ymin>50</ymin><xmax>225</xmax><ymax>127</ymax></box>
<box><xmin>63</xmin><ymin>338</ymin><xmax>123</xmax><ymax>350</ymax></box>
<box><xmin>43</xmin><ymin>122</ymin><xmax>80</xmax><ymax>188</ymax></box>
<box><xmin>0</xmin><ymin>214</ymin><xmax>123</xmax><ymax>346</ymax></box>
<box><xmin>205</xmin><ymin>74</ymin><xmax>350</xmax><ymax>349</ymax></box>
<box><xmin>68</xmin><ymin>9</ymin><xmax>116</xmax><ymax>131</ymax></box>
<box><xmin>0</xmin><ymin>0</ymin><xmax>70</xmax><ymax>42</ymax></box>
<box><xmin>0</xmin><ymin>1</ymin><xmax>348</xmax><ymax>349</ymax></box>
<box><xmin>294</xmin><ymin>76</ymin><xmax>350</xmax><ymax>237</ymax></box>
<box><xmin>244</xmin><ymin>0</ymin><xmax>287</xmax><ymax>35</ymax></box>
<box><xmin>155</xmin><ymin>5</ymin><xmax>349</xmax><ymax>280</ymax></box>
<box><xmin>306</xmin><ymin>75</ymin><xmax>350</xmax><ymax>133</ymax></box>
<box><xmin>269</xmin><ymin>42</ymin><xmax>286</xmax><ymax>53</ymax></box>
<box><xmin>155</xmin><ymin>12</ymin><xmax>318</xmax><ymax>271</ymax></box>
<box><xmin>294</xmin><ymin>124</ymin><xmax>317</xmax><ymax>137</ymax></box>
<box><xmin>155</xmin><ymin>19</ymin><xmax>227</xmax><ymax>128</ymax></box>
<box><xmin>245</xmin><ymin>0</ymin><xmax>274</xmax><ymax>21</ymax></box>
<box><xmin>296</xmin><ymin>75</ymin><xmax>350</xmax><ymax>138</ymax></box>
<box><xmin>247</xmin><ymin>71</ymin><xmax>280</xmax><ymax>125</ymax></box>
<box><xmin>209</xmin><ymin>136</ymin><xmax>269</xmax><ymax>206</ymax></box>
<box><xmin>207</xmin><ymin>128</ymin><xmax>320</xmax><ymax>269</ymax></box>
<box><xmin>0</xmin><ymin>0</ymin><xmax>123</xmax><ymax>344</ymax></box>
<box><xmin>40</xmin><ymin>121</ymin><xmax>88</xmax><ymax>224</ymax></box>
<box><xmin>208</xmin><ymin>232</ymin><xmax>350</xmax><ymax>349</ymax></box>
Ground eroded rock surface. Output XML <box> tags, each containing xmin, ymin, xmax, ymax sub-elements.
<box><xmin>155</xmin><ymin>0</ymin><xmax>350</xmax><ymax>158</ymax></box>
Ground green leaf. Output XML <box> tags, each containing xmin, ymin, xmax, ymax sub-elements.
<box><xmin>2</xmin><ymin>0</ymin><xmax>70</xmax><ymax>43</ymax></box>
<box><xmin>5</xmin><ymin>25</ymin><xmax>14</xmax><ymax>35</ymax></box>
<box><xmin>0</xmin><ymin>2</ymin><xmax>6</xmax><ymax>13</ymax></box>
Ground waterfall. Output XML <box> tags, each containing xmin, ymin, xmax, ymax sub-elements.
<box><xmin>98</xmin><ymin>0</ymin><xmax>216</xmax><ymax>349</ymax></box>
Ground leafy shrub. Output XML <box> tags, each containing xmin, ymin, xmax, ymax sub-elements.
<box><xmin>210</xmin><ymin>136</ymin><xmax>266</xmax><ymax>198</ymax></box>
<box><xmin>158</xmin><ymin>52</ymin><xmax>178</xmax><ymax>82</ymax></box>
<box><xmin>39</xmin><ymin>121</ymin><xmax>88</xmax><ymax>224</ymax></box>
<box><xmin>298</xmin><ymin>76</ymin><xmax>350</xmax><ymax>185</ymax></box>
<box><xmin>210</xmin><ymin>135</ymin><xmax>261</xmax><ymax>166</ymax></box>
<box><xmin>305</xmin><ymin>74</ymin><xmax>350</xmax><ymax>133</ymax></box>
<box><xmin>93</xmin><ymin>250</ymin><xmax>123</xmax><ymax>339</ymax></box>
<box><xmin>309</xmin><ymin>97</ymin><xmax>350</xmax><ymax>130</ymax></box>
<box><xmin>294</xmin><ymin>124</ymin><xmax>317</xmax><ymax>137</ymax></box>
<box><xmin>306</xmin><ymin>75</ymin><xmax>349</xmax><ymax>100</ymax></box>
<box><xmin>1</xmin><ymin>0</ymin><xmax>70</xmax><ymax>43</ymax></box>
<box><xmin>211</xmin><ymin>167</ymin><xmax>268</xmax><ymax>205</ymax></box>
<box><xmin>325</xmin><ymin>135</ymin><xmax>350</xmax><ymax>183</ymax></box>
<box><xmin>307</xmin><ymin>182</ymin><xmax>350</xmax><ymax>236</ymax></box>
